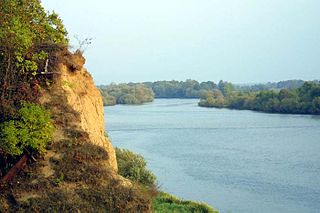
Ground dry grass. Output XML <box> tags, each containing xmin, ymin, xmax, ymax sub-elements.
<box><xmin>0</xmin><ymin>50</ymin><xmax>155</xmax><ymax>212</ymax></box>
<box><xmin>0</xmin><ymin>93</ymin><xmax>155</xmax><ymax>211</ymax></box>
<box><xmin>0</xmin><ymin>133</ymin><xmax>154</xmax><ymax>212</ymax></box>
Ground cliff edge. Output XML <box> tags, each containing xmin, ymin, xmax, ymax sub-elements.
<box><xmin>0</xmin><ymin>49</ymin><xmax>152</xmax><ymax>212</ymax></box>
<box><xmin>40</xmin><ymin>52</ymin><xmax>117</xmax><ymax>171</ymax></box>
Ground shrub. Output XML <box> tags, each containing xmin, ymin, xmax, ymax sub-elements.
<box><xmin>116</xmin><ymin>148</ymin><xmax>156</xmax><ymax>186</ymax></box>
<box><xmin>0</xmin><ymin>103</ymin><xmax>54</xmax><ymax>156</ymax></box>
<box><xmin>153</xmin><ymin>192</ymin><xmax>218</xmax><ymax>213</ymax></box>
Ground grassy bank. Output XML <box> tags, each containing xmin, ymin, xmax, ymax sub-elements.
<box><xmin>115</xmin><ymin>148</ymin><xmax>218</xmax><ymax>213</ymax></box>
<box><xmin>153</xmin><ymin>192</ymin><xmax>218</xmax><ymax>213</ymax></box>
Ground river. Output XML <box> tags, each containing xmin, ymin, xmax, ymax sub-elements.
<box><xmin>104</xmin><ymin>99</ymin><xmax>320</xmax><ymax>213</ymax></box>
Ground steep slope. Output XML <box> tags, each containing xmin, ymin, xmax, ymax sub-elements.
<box><xmin>0</xmin><ymin>49</ymin><xmax>153</xmax><ymax>212</ymax></box>
<box><xmin>40</xmin><ymin>52</ymin><xmax>117</xmax><ymax>171</ymax></box>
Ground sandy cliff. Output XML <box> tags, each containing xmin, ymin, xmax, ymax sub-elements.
<box><xmin>40</xmin><ymin>52</ymin><xmax>117</xmax><ymax>171</ymax></box>
<box><xmin>0</xmin><ymin>49</ymin><xmax>152</xmax><ymax>212</ymax></box>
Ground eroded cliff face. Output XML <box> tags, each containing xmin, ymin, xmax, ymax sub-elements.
<box><xmin>0</xmin><ymin>50</ymin><xmax>152</xmax><ymax>212</ymax></box>
<box><xmin>40</xmin><ymin>53</ymin><xmax>117</xmax><ymax>171</ymax></box>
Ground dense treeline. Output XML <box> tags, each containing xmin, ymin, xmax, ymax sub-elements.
<box><xmin>144</xmin><ymin>79</ymin><xmax>311</xmax><ymax>98</ymax></box>
<box><xmin>103</xmin><ymin>79</ymin><xmax>308</xmax><ymax>100</ymax></box>
<box><xmin>100</xmin><ymin>80</ymin><xmax>222</xmax><ymax>102</ymax></box>
<box><xmin>144</xmin><ymin>80</ymin><xmax>218</xmax><ymax>98</ymax></box>
<box><xmin>99</xmin><ymin>84</ymin><xmax>154</xmax><ymax>106</ymax></box>
<box><xmin>100</xmin><ymin>79</ymin><xmax>320</xmax><ymax>114</ymax></box>
<box><xmin>199</xmin><ymin>81</ymin><xmax>320</xmax><ymax>115</ymax></box>
<box><xmin>234</xmin><ymin>80</ymin><xmax>308</xmax><ymax>91</ymax></box>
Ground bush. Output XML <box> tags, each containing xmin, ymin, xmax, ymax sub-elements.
<box><xmin>153</xmin><ymin>192</ymin><xmax>218</xmax><ymax>213</ymax></box>
<box><xmin>115</xmin><ymin>148</ymin><xmax>156</xmax><ymax>186</ymax></box>
<box><xmin>0</xmin><ymin>103</ymin><xmax>54</xmax><ymax>156</ymax></box>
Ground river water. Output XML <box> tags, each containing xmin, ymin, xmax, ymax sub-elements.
<box><xmin>104</xmin><ymin>99</ymin><xmax>320</xmax><ymax>213</ymax></box>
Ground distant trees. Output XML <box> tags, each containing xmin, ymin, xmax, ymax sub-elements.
<box><xmin>198</xmin><ymin>90</ymin><xmax>224</xmax><ymax>108</ymax></box>
<box><xmin>101</xmin><ymin>79</ymin><xmax>312</xmax><ymax>104</ymax></box>
<box><xmin>218</xmin><ymin>80</ymin><xmax>234</xmax><ymax>97</ymax></box>
<box><xmin>234</xmin><ymin>80</ymin><xmax>307</xmax><ymax>92</ymax></box>
<box><xmin>145</xmin><ymin>80</ymin><xmax>218</xmax><ymax>98</ymax></box>
<box><xmin>100</xmin><ymin>79</ymin><xmax>320</xmax><ymax>115</ymax></box>
<box><xmin>99</xmin><ymin>84</ymin><xmax>154</xmax><ymax>106</ymax></box>
<box><xmin>99</xmin><ymin>80</ymin><xmax>221</xmax><ymax>105</ymax></box>
<box><xmin>100</xmin><ymin>90</ymin><xmax>116</xmax><ymax>106</ymax></box>
<box><xmin>199</xmin><ymin>81</ymin><xmax>320</xmax><ymax>115</ymax></box>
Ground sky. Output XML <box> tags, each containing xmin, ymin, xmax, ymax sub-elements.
<box><xmin>41</xmin><ymin>0</ymin><xmax>320</xmax><ymax>85</ymax></box>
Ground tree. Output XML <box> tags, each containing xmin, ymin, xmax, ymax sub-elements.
<box><xmin>116</xmin><ymin>148</ymin><xmax>156</xmax><ymax>186</ymax></box>
<box><xmin>99</xmin><ymin>83</ymin><xmax>154</xmax><ymax>105</ymax></box>
<box><xmin>0</xmin><ymin>103</ymin><xmax>54</xmax><ymax>156</ymax></box>
<box><xmin>218</xmin><ymin>80</ymin><xmax>234</xmax><ymax>97</ymax></box>
<box><xmin>312</xmin><ymin>97</ymin><xmax>320</xmax><ymax>114</ymax></box>
<box><xmin>279</xmin><ymin>89</ymin><xmax>297</xmax><ymax>100</ymax></box>
<box><xmin>0</xmin><ymin>0</ymin><xmax>68</xmax><ymax>119</ymax></box>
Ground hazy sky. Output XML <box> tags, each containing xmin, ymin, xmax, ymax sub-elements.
<box><xmin>41</xmin><ymin>0</ymin><xmax>320</xmax><ymax>85</ymax></box>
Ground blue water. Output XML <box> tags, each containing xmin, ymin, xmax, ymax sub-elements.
<box><xmin>104</xmin><ymin>99</ymin><xmax>320</xmax><ymax>213</ymax></box>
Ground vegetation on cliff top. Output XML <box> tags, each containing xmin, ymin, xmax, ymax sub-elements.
<box><xmin>0</xmin><ymin>0</ymin><xmax>67</xmax><ymax>177</ymax></box>
<box><xmin>0</xmin><ymin>1</ymin><xmax>216</xmax><ymax>212</ymax></box>
<box><xmin>0</xmin><ymin>0</ymin><xmax>68</xmax><ymax>120</ymax></box>
<box><xmin>0</xmin><ymin>1</ymin><xmax>154</xmax><ymax>212</ymax></box>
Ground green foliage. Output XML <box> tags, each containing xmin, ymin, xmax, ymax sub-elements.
<box><xmin>0</xmin><ymin>0</ymin><xmax>68</xmax><ymax>120</ymax></box>
<box><xmin>0</xmin><ymin>120</ymin><xmax>20</xmax><ymax>156</ymax></box>
<box><xmin>101</xmin><ymin>92</ymin><xmax>116</xmax><ymax>106</ymax></box>
<box><xmin>146</xmin><ymin>80</ymin><xmax>218</xmax><ymax>98</ymax></box>
<box><xmin>153</xmin><ymin>192</ymin><xmax>218</xmax><ymax>213</ymax></box>
<box><xmin>199</xmin><ymin>81</ymin><xmax>320</xmax><ymax>115</ymax></box>
<box><xmin>198</xmin><ymin>90</ymin><xmax>225</xmax><ymax>108</ymax></box>
<box><xmin>52</xmin><ymin>173</ymin><xmax>65</xmax><ymax>186</ymax></box>
<box><xmin>115</xmin><ymin>148</ymin><xmax>217</xmax><ymax>212</ymax></box>
<box><xmin>117</xmin><ymin>94</ymin><xmax>138</xmax><ymax>104</ymax></box>
<box><xmin>312</xmin><ymin>97</ymin><xmax>320</xmax><ymax>114</ymax></box>
<box><xmin>0</xmin><ymin>0</ymin><xmax>68</xmax><ymax>72</ymax></box>
<box><xmin>99</xmin><ymin>80</ymin><xmax>221</xmax><ymax>104</ymax></box>
<box><xmin>0</xmin><ymin>103</ymin><xmax>54</xmax><ymax>156</ymax></box>
<box><xmin>234</xmin><ymin>80</ymin><xmax>306</xmax><ymax>91</ymax></box>
<box><xmin>1</xmin><ymin>136</ymin><xmax>154</xmax><ymax>212</ymax></box>
<box><xmin>115</xmin><ymin>148</ymin><xmax>156</xmax><ymax>186</ymax></box>
<box><xmin>99</xmin><ymin>83</ymin><xmax>154</xmax><ymax>106</ymax></box>
<box><xmin>218</xmin><ymin>80</ymin><xmax>234</xmax><ymax>97</ymax></box>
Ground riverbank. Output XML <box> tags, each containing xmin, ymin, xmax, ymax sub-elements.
<box><xmin>105</xmin><ymin>99</ymin><xmax>320</xmax><ymax>213</ymax></box>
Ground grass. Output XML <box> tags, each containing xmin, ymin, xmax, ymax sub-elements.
<box><xmin>0</xmin><ymin>130</ymin><xmax>155</xmax><ymax>212</ymax></box>
<box><xmin>153</xmin><ymin>192</ymin><xmax>219</xmax><ymax>213</ymax></box>
<box><xmin>115</xmin><ymin>148</ymin><xmax>218</xmax><ymax>213</ymax></box>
